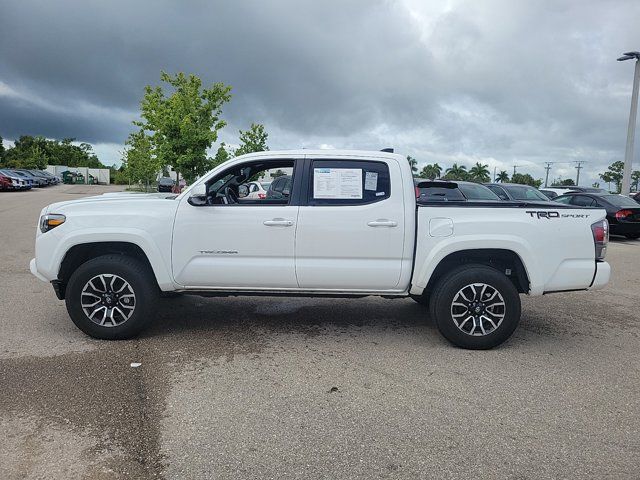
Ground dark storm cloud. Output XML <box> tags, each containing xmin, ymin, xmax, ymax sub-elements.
<box><xmin>0</xmin><ymin>0</ymin><xmax>639</xmax><ymax>183</ymax></box>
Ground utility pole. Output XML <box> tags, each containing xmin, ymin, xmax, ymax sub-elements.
<box><xmin>512</xmin><ymin>165</ymin><xmax>522</xmax><ymax>177</ymax></box>
<box><xmin>574</xmin><ymin>160</ymin><xmax>586</xmax><ymax>186</ymax></box>
<box><xmin>617</xmin><ymin>51</ymin><xmax>640</xmax><ymax>195</ymax></box>
<box><xmin>544</xmin><ymin>162</ymin><xmax>554</xmax><ymax>187</ymax></box>
<box><xmin>493</xmin><ymin>166</ymin><xmax>497</xmax><ymax>182</ymax></box>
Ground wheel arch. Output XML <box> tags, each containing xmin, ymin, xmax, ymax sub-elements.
<box><xmin>57</xmin><ymin>241</ymin><xmax>162</xmax><ymax>299</ymax></box>
<box><xmin>420</xmin><ymin>248</ymin><xmax>530</xmax><ymax>296</ymax></box>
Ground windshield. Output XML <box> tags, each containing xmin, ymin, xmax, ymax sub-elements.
<box><xmin>602</xmin><ymin>194</ymin><xmax>639</xmax><ymax>208</ymax></box>
<box><xmin>503</xmin><ymin>185</ymin><xmax>549</xmax><ymax>201</ymax></box>
<box><xmin>458</xmin><ymin>183</ymin><xmax>500</xmax><ymax>200</ymax></box>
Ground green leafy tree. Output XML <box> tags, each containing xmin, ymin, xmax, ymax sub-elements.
<box><xmin>1</xmin><ymin>135</ymin><xmax>105</xmax><ymax>169</ymax></box>
<box><xmin>211</xmin><ymin>142</ymin><xmax>231</xmax><ymax>168</ymax></box>
<box><xmin>511</xmin><ymin>172</ymin><xmax>542</xmax><ymax>188</ymax></box>
<box><xmin>496</xmin><ymin>170</ymin><xmax>509</xmax><ymax>183</ymax></box>
<box><xmin>0</xmin><ymin>135</ymin><xmax>5</xmax><ymax>162</ymax></box>
<box><xmin>407</xmin><ymin>156</ymin><xmax>418</xmax><ymax>175</ymax></box>
<box><xmin>631</xmin><ymin>170</ymin><xmax>640</xmax><ymax>192</ymax></box>
<box><xmin>271</xmin><ymin>169</ymin><xmax>286</xmax><ymax>178</ymax></box>
<box><xmin>443</xmin><ymin>163</ymin><xmax>468</xmax><ymax>180</ymax></box>
<box><xmin>418</xmin><ymin>163</ymin><xmax>442</xmax><ymax>180</ymax></box>
<box><xmin>135</xmin><ymin>71</ymin><xmax>232</xmax><ymax>184</ymax></box>
<box><xmin>469</xmin><ymin>162</ymin><xmax>490</xmax><ymax>183</ymax></box>
<box><xmin>123</xmin><ymin>130</ymin><xmax>160</xmax><ymax>190</ymax></box>
<box><xmin>599</xmin><ymin>172</ymin><xmax>613</xmax><ymax>192</ymax></box>
<box><xmin>235</xmin><ymin>123</ymin><xmax>269</xmax><ymax>157</ymax></box>
<box><xmin>592</xmin><ymin>182</ymin><xmax>600</xmax><ymax>188</ymax></box>
<box><xmin>553</xmin><ymin>178</ymin><xmax>575</xmax><ymax>186</ymax></box>
<box><xmin>599</xmin><ymin>161</ymin><xmax>624</xmax><ymax>193</ymax></box>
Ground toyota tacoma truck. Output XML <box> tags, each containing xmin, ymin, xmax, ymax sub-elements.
<box><xmin>30</xmin><ymin>150</ymin><xmax>611</xmax><ymax>349</ymax></box>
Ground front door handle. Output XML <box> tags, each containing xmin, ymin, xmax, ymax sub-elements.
<box><xmin>264</xmin><ymin>218</ymin><xmax>294</xmax><ymax>227</ymax></box>
<box><xmin>367</xmin><ymin>219</ymin><xmax>398</xmax><ymax>227</ymax></box>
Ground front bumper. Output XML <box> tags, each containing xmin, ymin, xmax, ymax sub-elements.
<box><xmin>589</xmin><ymin>261</ymin><xmax>611</xmax><ymax>290</ymax></box>
<box><xmin>29</xmin><ymin>258</ymin><xmax>48</xmax><ymax>282</ymax></box>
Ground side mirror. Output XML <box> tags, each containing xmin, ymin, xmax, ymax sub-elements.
<box><xmin>187</xmin><ymin>182</ymin><xmax>208</xmax><ymax>206</ymax></box>
<box><xmin>238</xmin><ymin>184</ymin><xmax>249</xmax><ymax>198</ymax></box>
<box><xmin>188</xmin><ymin>194</ymin><xmax>208</xmax><ymax>206</ymax></box>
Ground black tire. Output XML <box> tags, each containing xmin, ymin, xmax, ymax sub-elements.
<box><xmin>625</xmin><ymin>233</ymin><xmax>640</xmax><ymax>240</ymax></box>
<box><xmin>65</xmin><ymin>254</ymin><xmax>159</xmax><ymax>339</ymax></box>
<box><xmin>429</xmin><ymin>264</ymin><xmax>521</xmax><ymax>349</ymax></box>
<box><xmin>410</xmin><ymin>294</ymin><xmax>430</xmax><ymax>306</ymax></box>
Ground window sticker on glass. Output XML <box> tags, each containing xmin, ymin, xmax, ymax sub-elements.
<box><xmin>313</xmin><ymin>168</ymin><xmax>363</xmax><ymax>199</ymax></box>
<box><xmin>364</xmin><ymin>171</ymin><xmax>378</xmax><ymax>191</ymax></box>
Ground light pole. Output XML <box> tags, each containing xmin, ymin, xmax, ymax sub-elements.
<box><xmin>618</xmin><ymin>51</ymin><xmax>640</xmax><ymax>195</ymax></box>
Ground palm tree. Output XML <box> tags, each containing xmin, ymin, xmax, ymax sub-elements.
<box><xmin>496</xmin><ymin>170</ymin><xmax>509</xmax><ymax>183</ymax></box>
<box><xmin>407</xmin><ymin>156</ymin><xmax>418</xmax><ymax>175</ymax></box>
<box><xmin>419</xmin><ymin>163</ymin><xmax>443</xmax><ymax>180</ymax></box>
<box><xmin>444</xmin><ymin>163</ymin><xmax>468</xmax><ymax>180</ymax></box>
<box><xmin>469</xmin><ymin>162</ymin><xmax>490</xmax><ymax>183</ymax></box>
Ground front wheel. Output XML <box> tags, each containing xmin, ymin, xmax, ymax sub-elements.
<box><xmin>65</xmin><ymin>254</ymin><xmax>159</xmax><ymax>339</ymax></box>
<box><xmin>429</xmin><ymin>265</ymin><xmax>521</xmax><ymax>349</ymax></box>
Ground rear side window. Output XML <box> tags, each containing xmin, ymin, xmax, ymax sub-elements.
<box><xmin>458</xmin><ymin>183</ymin><xmax>501</xmax><ymax>200</ymax></box>
<box><xmin>570</xmin><ymin>195</ymin><xmax>596</xmax><ymax>207</ymax></box>
<box><xmin>309</xmin><ymin>160</ymin><xmax>390</xmax><ymax>205</ymax></box>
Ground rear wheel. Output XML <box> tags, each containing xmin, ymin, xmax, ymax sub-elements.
<box><xmin>65</xmin><ymin>254</ymin><xmax>158</xmax><ymax>339</ymax></box>
<box><xmin>429</xmin><ymin>265</ymin><xmax>521</xmax><ymax>349</ymax></box>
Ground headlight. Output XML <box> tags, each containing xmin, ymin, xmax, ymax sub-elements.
<box><xmin>40</xmin><ymin>214</ymin><xmax>66</xmax><ymax>233</ymax></box>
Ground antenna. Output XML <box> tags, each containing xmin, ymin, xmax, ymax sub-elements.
<box><xmin>380</xmin><ymin>148</ymin><xmax>394</xmax><ymax>153</ymax></box>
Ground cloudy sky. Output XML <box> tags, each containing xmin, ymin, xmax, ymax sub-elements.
<box><xmin>1</xmin><ymin>0</ymin><xmax>639</xmax><ymax>186</ymax></box>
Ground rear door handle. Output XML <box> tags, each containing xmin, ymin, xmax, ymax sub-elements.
<box><xmin>264</xmin><ymin>218</ymin><xmax>294</xmax><ymax>227</ymax></box>
<box><xmin>367</xmin><ymin>219</ymin><xmax>397</xmax><ymax>227</ymax></box>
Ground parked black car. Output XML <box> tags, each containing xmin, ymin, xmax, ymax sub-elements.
<box><xmin>157</xmin><ymin>177</ymin><xmax>175</xmax><ymax>192</ymax></box>
<box><xmin>485</xmin><ymin>183</ymin><xmax>551</xmax><ymax>202</ymax></box>
<box><xmin>555</xmin><ymin>192</ymin><xmax>640</xmax><ymax>239</ymax></box>
<box><xmin>414</xmin><ymin>179</ymin><xmax>501</xmax><ymax>202</ymax></box>
<box><xmin>631</xmin><ymin>192</ymin><xmax>640</xmax><ymax>204</ymax></box>
<box><xmin>266</xmin><ymin>175</ymin><xmax>292</xmax><ymax>199</ymax></box>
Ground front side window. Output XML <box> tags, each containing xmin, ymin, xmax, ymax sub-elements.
<box><xmin>204</xmin><ymin>160</ymin><xmax>295</xmax><ymax>206</ymax></box>
<box><xmin>308</xmin><ymin>160</ymin><xmax>390</xmax><ymax>206</ymax></box>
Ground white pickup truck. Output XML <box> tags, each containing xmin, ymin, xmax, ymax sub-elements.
<box><xmin>30</xmin><ymin>150</ymin><xmax>611</xmax><ymax>349</ymax></box>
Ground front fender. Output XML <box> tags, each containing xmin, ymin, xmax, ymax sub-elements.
<box><xmin>34</xmin><ymin>227</ymin><xmax>178</xmax><ymax>291</ymax></box>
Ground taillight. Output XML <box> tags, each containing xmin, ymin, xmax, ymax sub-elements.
<box><xmin>415</xmin><ymin>186</ymin><xmax>420</xmax><ymax>198</ymax></box>
<box><xmin>615</xmin><ymin>209</ymin><xmax>633</xmax><ymax>220</ymax></box>
<box><xmin>258</xmin><ymin>193</ymin><xmax>266</xmax><ymax>199</ymax></box>
<box><xmin>591</xmin><ymin>219</ymin><xmax>609</xmax><ymax>261</ymax></box>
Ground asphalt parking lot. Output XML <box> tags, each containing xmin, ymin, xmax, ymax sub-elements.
<box><xmin>1</xmin><ymin>185</ymin><xmax>639</xmax><ymax>479</ymax></box>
